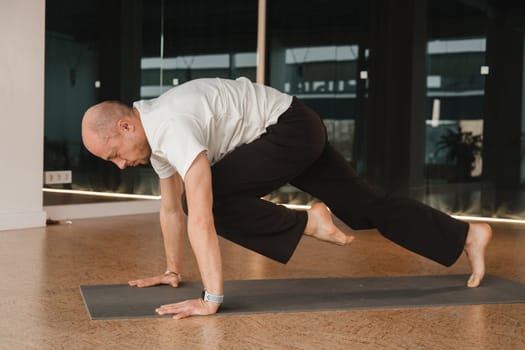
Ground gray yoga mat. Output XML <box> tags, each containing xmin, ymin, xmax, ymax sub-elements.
<box><xmin>80</xmin><ymin>274</ymin><xmax>525</xmax><ymax>320</ymax></box>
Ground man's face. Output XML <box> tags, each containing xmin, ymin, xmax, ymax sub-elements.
<box><xmin>82</xmin><ymin>106</ymin><xmax>152</xmax><ymax>169</ymax></box>
<box><xmin>102</xmin><ymin>132</ymin><xmax>151</xmax><ymax>169</ymax></box>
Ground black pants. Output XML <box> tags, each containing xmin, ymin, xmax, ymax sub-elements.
<box><xmin>199</xmin><ymin>98</ymin><xmax>468</xmax><ymax>265</ymax></box>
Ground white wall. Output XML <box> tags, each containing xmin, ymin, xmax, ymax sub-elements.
<box><xmin>0</xmin><ymin>0</ymin><xmax>47</xmax><ymax>230</ymax></box>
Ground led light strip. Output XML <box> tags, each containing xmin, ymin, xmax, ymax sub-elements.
<box><xmin>282</xmin><ymin>203</ymin><xmax>311</xmax><ymax>210</ymax></box>
<box><xmin>282</xmin><ymin>204</ymin><xmax>525</xmax><ymax>225</ymax></box>
<box><xmin>450</xmin><ymin>215</ymin><xmax>525</xmax><ymax>224</ymax></box>
<box><xmin>42</xmin><ymin>188</ymin><xmax>161</xmax><ymax>200</ymax></box>
<box><xmin>42</xmin><ymin>188</ymin><xmax>525</xmax><ymax>224</ymax></box>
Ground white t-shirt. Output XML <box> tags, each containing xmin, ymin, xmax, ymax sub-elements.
<box><xmin>133</xmin><ymin>77</ymin><xmax>293</xmax><ymax>180</ymax></box>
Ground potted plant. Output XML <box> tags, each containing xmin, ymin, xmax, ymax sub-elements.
<box><xmin>435</xmin><ymin>126</ymin><xmax>482</xmax><ymax>181</ymax></box>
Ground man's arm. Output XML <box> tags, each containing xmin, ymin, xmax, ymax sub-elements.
<box><xmin>156</xmin><ymin>151</ymin><xmax>224</xmax><ymax>319</ymax></box>
<box><xmin>129</xmin><ymin>173</ymin><xmax>186</xmax><ymax>288</ymax></box>
<box><xmin>159</xmin><ymin>173</ymin><xmax>186</xmax><ymax>278</ymax></box>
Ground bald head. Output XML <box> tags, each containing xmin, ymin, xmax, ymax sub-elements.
<box><xmin>82</xmin><ymin>101</ymin><xmax>151</xmax><ymax>169</ymax></box>
<box><xmin>82</xmin><ymin>101</ymin><xmax>132</xmax><ymax>143</ymax></box>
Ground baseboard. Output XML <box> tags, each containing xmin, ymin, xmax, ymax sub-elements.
<box><xmin>0</xmin><ymin>209</ymin><xmax>47</xmax><ymax>231</ymax></box>
<box><xmin>44</xmin><ymin>200</ymin><xmax>160</xmax><ymax>220</ymax></box>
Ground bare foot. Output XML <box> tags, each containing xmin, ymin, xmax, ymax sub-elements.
<box><xmin>464</xmin><ymin>223</ymin><xmax>492</xmax><ymax>288</ymax></box>
<box><xmin>304</xmin><ymin>202</ymin><xmax>354</xmax><ymax>246</ymax></box>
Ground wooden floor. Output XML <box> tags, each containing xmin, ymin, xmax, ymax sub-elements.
<box><xmin>1</xmin><ymin>213</ymin><xmax>524</xmax><ymax>350</ymax></box>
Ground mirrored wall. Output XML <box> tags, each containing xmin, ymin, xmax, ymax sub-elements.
<box><xmin>44</xmin><ymin>0</ymin><xmax>525</xmax><ymax>221</ymax></box>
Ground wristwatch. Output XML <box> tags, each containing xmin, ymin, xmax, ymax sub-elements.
<box><xmin>201</xmin><ymin>289</ymin><xmax>224</xmax><ymax>304</ymax></box>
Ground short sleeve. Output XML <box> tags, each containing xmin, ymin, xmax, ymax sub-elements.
<box><xmin>154</xmin><ymin>117</ymin><xmax>208</xmax><ymax>180</ymax></box>
<box><xmin>149</xmin><ymin>154</ymin><xmax>176</xmax><ymax>179</ymax></box>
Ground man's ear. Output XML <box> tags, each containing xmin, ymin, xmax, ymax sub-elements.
<box><xmin>116</xmin><ymin>118</ymin><xmax>135</xmax><ymax>132</ymax></box>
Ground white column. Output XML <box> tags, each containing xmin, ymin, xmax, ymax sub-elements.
<box><xmin>0</xmin><ymin>0</ymin><xmax>47</xmax><ymax>230</ymax></box>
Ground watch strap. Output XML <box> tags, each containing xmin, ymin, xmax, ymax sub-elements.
<box><xmin>202</xmin><ymin>289</ymin><xmax>224</xmax><ymax>303</ymax></box>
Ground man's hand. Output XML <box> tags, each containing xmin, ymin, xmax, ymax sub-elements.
<box><xmin>128</xmin><ymin>273</ymin><xmax>181</xmax><ymax>288</ymax></box>
<box><xmin>156</xmin><ymin>298</ymin><xmax>220</xmax><ymax>320</ymax></box>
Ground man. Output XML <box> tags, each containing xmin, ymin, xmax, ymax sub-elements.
<box><xmin>82</xmin><ymin>77</ymin><xmax>492</xmax><ymax>320</ymax></box>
